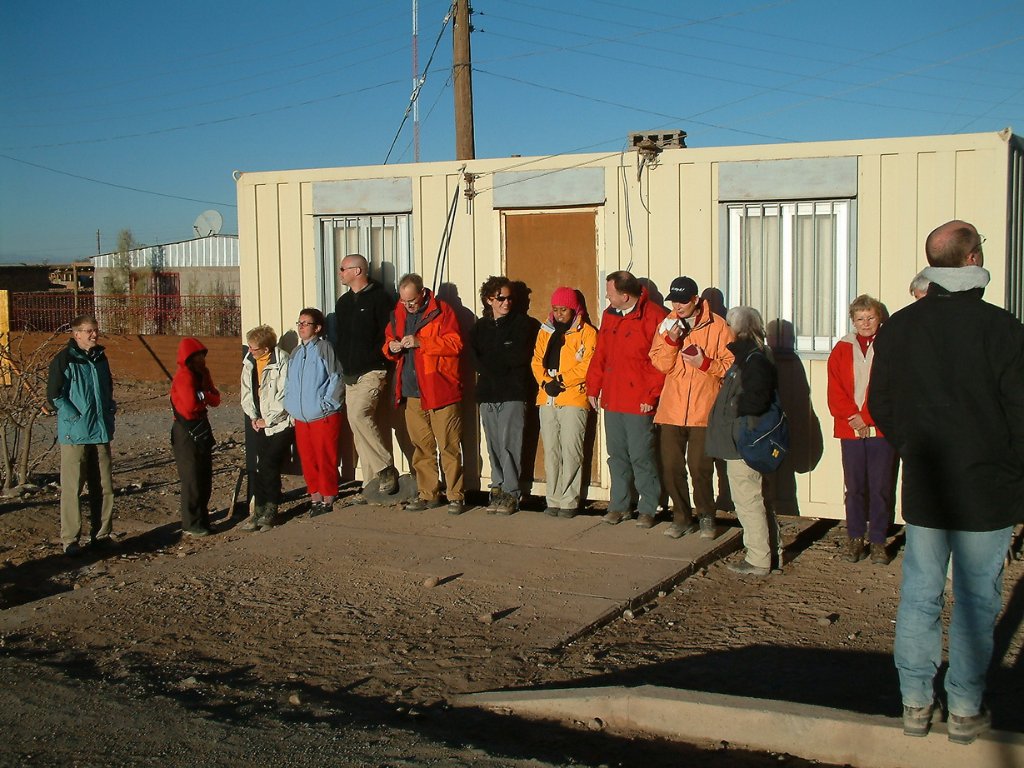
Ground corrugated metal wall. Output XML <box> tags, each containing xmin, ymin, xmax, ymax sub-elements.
<box><xmin>93</xmin><ymin>234</ymin><xmax>239</xmax><ymax>269</ymax></box>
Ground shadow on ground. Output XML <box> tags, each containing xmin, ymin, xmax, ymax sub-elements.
<box><xmin>0</xmin><ymin>642</ymin><xmax>833</xmax><ymax>768</ymax></box>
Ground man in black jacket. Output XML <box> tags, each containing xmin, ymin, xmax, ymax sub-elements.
<box><xmin>869</xmin><ymin>219</ymin><xmax>1024</xmax><ymax>745</ymax></box>
<box><xmin>334</xmin><ymin>254</ymin><xmax>399</xmax><ymax>496</ymax></box>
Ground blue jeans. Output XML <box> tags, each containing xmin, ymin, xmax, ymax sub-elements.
<box><xmin>894</xmin><ymin>523</ymin><xmax>1011</xmax><ymax>716</ymax></box>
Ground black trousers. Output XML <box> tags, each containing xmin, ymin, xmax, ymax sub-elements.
<box><xmin>251</xmin><ymin>426</ymin><xmax>294</xmax><ymax>506</ymax></box>
<box><xmin>172</xmin><ymin>420</ymin><xmax>213</xmax><ymax>531</ymax></box>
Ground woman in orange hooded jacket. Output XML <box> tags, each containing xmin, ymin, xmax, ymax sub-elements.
<box><xmin>170</xmin><ymin>337</ymin><xmax>221</xmax><ymax>537</ymax></box>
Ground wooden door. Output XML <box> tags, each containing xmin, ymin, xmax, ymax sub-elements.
<box><xmin>503</xmin><ymin>210</ymin><xmax>600</xmax><ymax>491</ymax></box>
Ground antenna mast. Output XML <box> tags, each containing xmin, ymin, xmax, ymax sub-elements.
<box><xmin>412</xmin><ymin>0</ymin><xmax>421</xmax><ymax>162</ymax></box>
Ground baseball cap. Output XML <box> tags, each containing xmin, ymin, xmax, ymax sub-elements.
<box><xmin>666</xmin><ymin>276</ymin><xmax>698</xmax><ymax>303</ymax></box>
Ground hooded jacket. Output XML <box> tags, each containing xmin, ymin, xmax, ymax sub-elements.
<box><xmin>584</xmin><ymin>289</ymin><xmax>668</xmax><ymax>415</ymax></box>
<box><xmin>47</xmin><ymin>338</ymin><xmax>116</xmax><ymax>445</ymax></box>
<box><xmin>171</xmin><ymin>337</ymin><xmax>221</xmax><ymax>421</ymax></box>
<box><xmin>240</xmin><ymin>347</ymin><xmax>291</xmax><ymax>436</ymax></box>
<box><xmin>382</xmin><ymin>289</ymin><xmax>463</xmax><ymax>410</ymax></box>
<box><xmin>532</xmin><ymin>314</ymin><xmax>598</xmax><ymax>409</ymax></box>
<box><xmin>869</xmin><ymin>266</ymin><xmax>1024</xmax><ymax>531</ymax></box>
<box><xmin>283</xmin><ymin>337</ymin><xmax>344</xmax><ymax>423</ymax></box>
<box><xmin>649</xmin><ymin>299</ymin><xmax>735</xmax><ymax>427</ymax></box>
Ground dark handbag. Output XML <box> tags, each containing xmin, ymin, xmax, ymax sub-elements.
<box><xmin>171</xmin><ymin>404</ymin><xmax>215</xmax><ymax>450</ymax></box>
<box><xmin>737</xmin><ymin>391</ymin><xmax>789</xmax><ymax>473</ymax></box>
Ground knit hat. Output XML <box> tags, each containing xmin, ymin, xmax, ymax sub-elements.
<box><xmin>550</xmin><ymin>286</ymin><xmax>582</xmax><ymax>312</ymax></box>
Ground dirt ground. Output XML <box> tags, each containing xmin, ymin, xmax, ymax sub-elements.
<box><xmin>1</xmin><ymin>380</ymin><xmax>1022</xmax><ymax>768</ymax></box>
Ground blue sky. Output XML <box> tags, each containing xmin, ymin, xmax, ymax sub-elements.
<box><xmin>1</xmin><ymin>0</ymin><xmax>1021</xmax><ymax>263</ymax></box>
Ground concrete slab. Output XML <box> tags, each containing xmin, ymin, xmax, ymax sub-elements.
<box><xmin>454</xmin><ymin>685</ymin><xmax>1024</xmax><ymax>768</ymax></box>
<box><xmin>0</xmin><ymin>499</ymin><xmax>739</xmax><ymax>651</ymax></box>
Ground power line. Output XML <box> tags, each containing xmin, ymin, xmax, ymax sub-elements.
<box><xmin>479</xmin><ymin>10</ymin><xmax>1021</xmax><ymax>105</ymax></box>
<box><xmin>0</xmin><ymin>153</ymin><xmax>237</xmax><ymax>207</ymax></box>
<box><xmin>474</xmin><ymin>69</ymin><xmax>797</xmax><ymax>143</ymax></box>
<box><xmin>9</xmin><ymin>38</ymin><xmax>410</xmax><ymax>128</ymax></box>
<box><xmin>2</xmin><ymin>78</ymin><xmax>405</xmax><ymax>151</ymax></box>
<box><xmin>0</xmin><ymin>0</ymin><xmax>407</xmax><ymax>98</ymax></box>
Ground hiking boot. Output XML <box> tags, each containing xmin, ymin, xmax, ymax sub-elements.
<box><xmin>495</xmin><ymin>493</ymin><xmax>518</xmax><ymax>516</ymax></box>
<box><xmin>543</xmin><ymin>506</ymin><xmax>559</xmax><ymax>517</ymax></box>
<box><xmin>89</xmin><ymin>536</ymin><xmax>114</xmax><ymax>550</ymax></box>
<box><xmin>243</xmin><ymin>503</ymin><xmax>265</xmax><ymax>531</ymax></box>
<box><xmin>845</xmin><ymin>537</ymin><xmax>867</xmax><ymax>563</ymax></box>
<box><xmin>182</xmin><ymin>526</ymin><xmax>210</xmax><ymax>537</ymax></box>
<box><xmin>727</xmin><ymin>560</ymin><xmax>770</xmax><ymax>576</ymax></box>
<box><xmin>870</xmin><ymin>542</ymin><xmax>891</xmax><ymax>565</ymax></box>
<box><xmin>602</xmin><ymin>509</ymin><xmax>629</xmax><ymax>525</ymax></box>
<box><xmin>636</xmin><ymin>514</ymin><xmax>656</xmax><ymax>529</ymax></box>
<box><xmin>902</xmin><ymin>701</ymin><xmax>936</xmax><ymax>737</ymax></box>
<box><xmin>558</xmin><ymin>507</ymin><xmax>577</xmax><ymax>519</ymax></box>
<box><xmin>485</xmin><ymin>488</ymin><xmax>502</xmax><ymax>514</ymax></box>
<box><xmin>377</xmin><ymin>466</ymin><xmax>400</xmax><ymax>495</ymax></box>
<box><xmin>63</xmin><ymin>541</ymin><xmax>82</xmax><ymax>557</ymax></box>
<box><xmin>447</xmin><ymin>500</ymin><xmax>466</xmax><ymax>516</ymax></box>
<box><xmin>699</xmin><ymin>516</ymin><xmax>717</xmax><ymax>539</ymax></box>
<box><xmin>664</xmin><ymin>521</ymin><xmax>700</xmax><ymax>539</ymax></box>
<box><xmin>947</xmin><ymin>708</ymin><xmax>991</xmax><ymax>745</ymax></box>
<box><xmin>406</xmin><ymin>497</ymin><xmax>440</xmax><ymax>512</ymax></box>
<box><xmin>257</xmin><ymin>504</ymin><xmax>277</xmax><ymax>532</ymax></box>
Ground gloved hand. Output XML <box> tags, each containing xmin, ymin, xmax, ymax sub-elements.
<box><xmin>543</xmin><ymin>378</ymin><xmax>565</xmax><ymax>397</ymax></box>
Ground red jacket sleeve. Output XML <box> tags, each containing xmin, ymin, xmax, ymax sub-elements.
<box><xmin>585</xmin><ymin>317</ymin><xmax>609</xmax><ymax>398</ymax></box>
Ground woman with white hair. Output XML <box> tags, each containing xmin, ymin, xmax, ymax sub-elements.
<box><xmin>705</xmin><ymin>306</ymin><xmax>780</xmax><ymax>575</ymax></box>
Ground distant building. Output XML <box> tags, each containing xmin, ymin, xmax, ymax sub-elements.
<box><xmin>48</xmin><ymin>262</ymin><xmax>94</xmax><ymax>291</ymax></box>
<box><xmin>0</xmin><ymin>265</ymin><xmax>62</xmax><ymax>293</ymax></box>
<box><xmin>92</xmin><ymin>234</ymin><xmax>239</xmax><ymax>296</ymax></box>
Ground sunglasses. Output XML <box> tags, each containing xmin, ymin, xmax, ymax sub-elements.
<box><xmin>493</xmin><ymin>294</ymin><xmax>512</xmax><ymax>303</ymax></box>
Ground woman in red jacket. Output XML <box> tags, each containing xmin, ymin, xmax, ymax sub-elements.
<box><xmin>827</xmin><ymin>295</ymin><xmax>896</xmax><ymax>565</ymax></box>
<box><xmin>171</xmin><ymin>337</ymin><xmax>221</xmax><ymax>537</ymax></box>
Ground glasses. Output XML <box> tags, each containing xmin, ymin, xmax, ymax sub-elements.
<box><xmin>296</xmin><ymin>321</ymin><xmax>316</xmax><ymax>328</ymax></box>
<box><xmin>493</xmin><ymin>294</ymin><xmax>512</xmax><ymax>303</ymax></box>
<box><xmin>339</xmin><ymin>265</ymin><xmax>359</xmax><ymax>272</ymax></box>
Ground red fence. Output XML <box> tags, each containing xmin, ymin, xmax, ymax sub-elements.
<box><xmin>9</xmin><ymin>292</ymin><xmax>241</xmax><ymax>337</ymax></box>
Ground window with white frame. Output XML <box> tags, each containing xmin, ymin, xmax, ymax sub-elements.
<box><xmin>318</xmin><ymin>214</ymin><xmax>413</xmax><ymax>303</ymax></box>
<box><xmin>726</xmin><ymin>200</ymin><xmax>852</xmax><ymax>354</ymax></box>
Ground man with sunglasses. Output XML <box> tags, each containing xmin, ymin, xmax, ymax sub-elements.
<box><xmin>383</xmin><ymin>273</ymin><xmax>466</xmax><ymax>514</ymax></box>
<box><xmin>870</xmin><ymin>219</ymin><xmax>1024</xmax><ymax>744</ymax></box>
<box><xmin>470</xmin><ymin>276</ymin><xmax>535</xmax><ymax>515</ymax></box>
<box><xmin>334</xmin><ymin>253</ymin><xmax>400</xmax><ymax>498</ymax></box>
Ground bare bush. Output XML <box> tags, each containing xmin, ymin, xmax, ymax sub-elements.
<box><xmin>0</xmin><ymin>330</ymin><xmax>62</xmax><ymax>491</ymax></box>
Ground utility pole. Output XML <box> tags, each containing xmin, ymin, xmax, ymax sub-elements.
<box><xmin>453</xmin><ymin>0</ymin><xmax>475</xmax><ymax>160</ymax></box>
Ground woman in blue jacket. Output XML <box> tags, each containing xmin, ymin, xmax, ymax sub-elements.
<box><xmin>284</xmin><ymin>308</ymin><xmax>344</xmax><ymax>515</ymax></box>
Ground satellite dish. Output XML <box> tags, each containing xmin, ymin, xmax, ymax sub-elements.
<box><xmin>193</xmin><ymin>209</ymin><xmax>223</xmax><ymax>237</ymax></box>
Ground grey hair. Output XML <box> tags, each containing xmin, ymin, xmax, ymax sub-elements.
<box><xmin>725</xmin><ymin>305</ymin><xmax>766</xmax><ymax>348</ymax></box>
<box><xmin>909</xmin><ymin>272</ymin><xmax>930</xmax><ymax>297</ymax></box>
